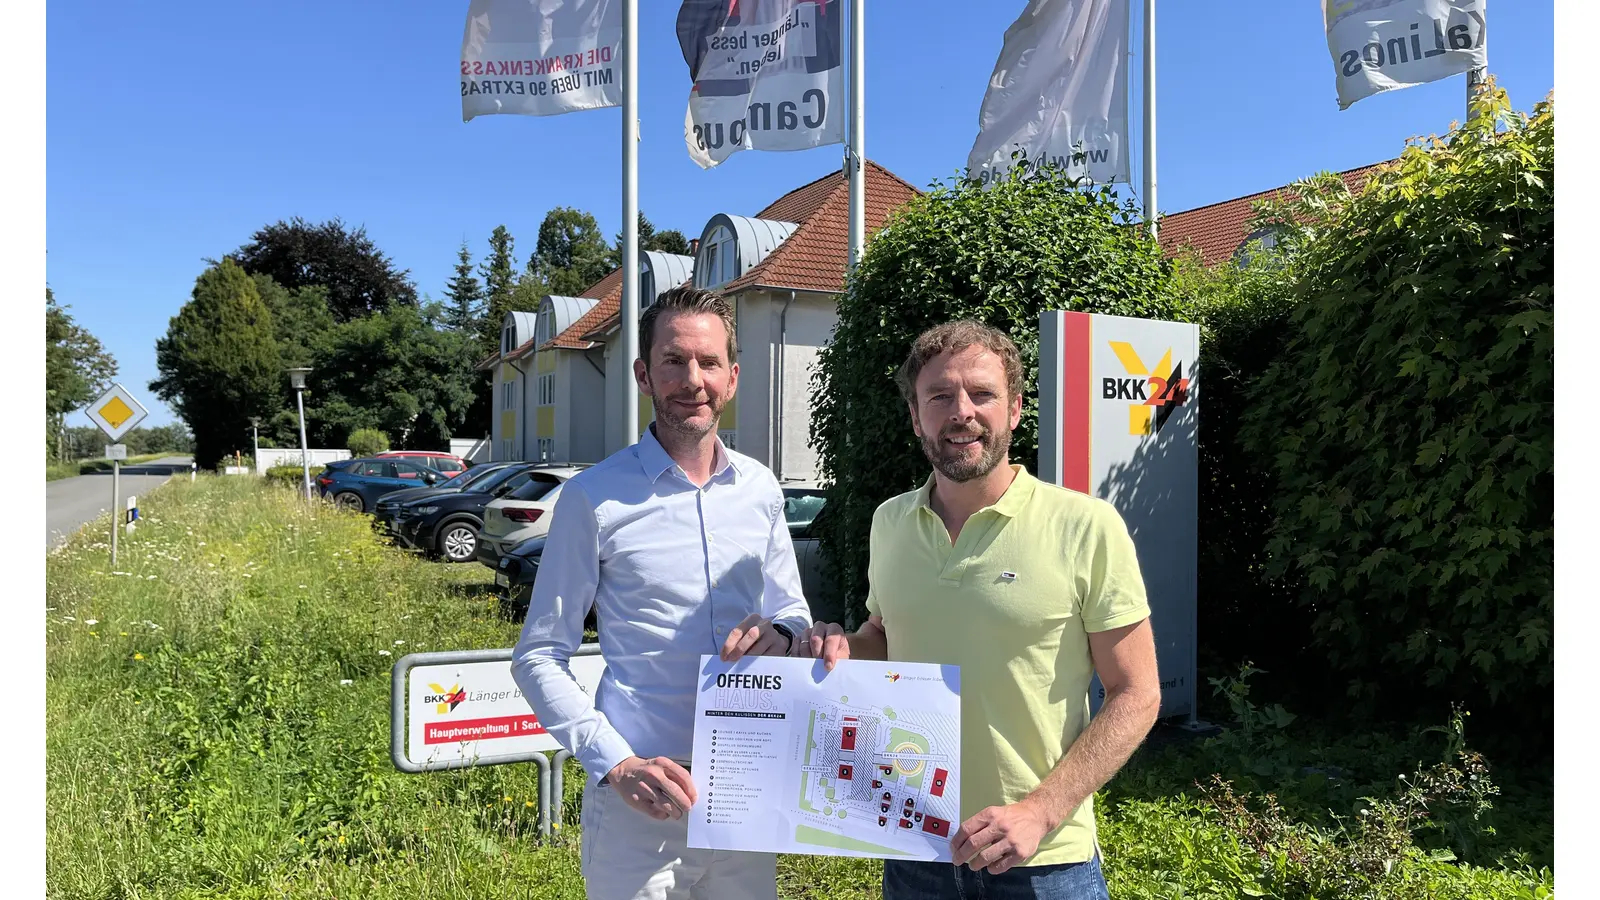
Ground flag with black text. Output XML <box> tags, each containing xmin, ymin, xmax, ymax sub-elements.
<box><xmin>966</xmin><ymin>0</ymin><xmax>1130</xmax><ymax>187</ymax></box>
<box><xmin>1324</xmin><ymin>0</ymin><xmax>1488</xmax><ymax>110</ymax></box>
<box><xmin>678</xmin><ymin>0</ymin><xmax>844</xmax><ymax>169</ymax></box>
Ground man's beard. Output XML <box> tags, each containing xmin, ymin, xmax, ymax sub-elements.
<box><xmin>920</xmin><ymin>421</ymin><xmax>1011</xmax><ymax>483</ymax></box>
<box><xmin>652</xmin><ymin>388</ymin><xmax>725</xmax><ymax>440</ymax></box>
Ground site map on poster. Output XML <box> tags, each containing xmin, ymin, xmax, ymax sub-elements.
<box><xmin>687</xmin><ymin>655</ymin><xmax>961</xmax><ymax>861</ymax></box>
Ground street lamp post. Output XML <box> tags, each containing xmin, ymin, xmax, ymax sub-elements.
<box><xmin>248</xmin><ymin>416</ymin><xmax>261</xmax><ymax>475</ymax></box>
<box><xmin>287</xmin><ymin>368</ymin><xmax>313</xmax><ymax>501</ymax></box>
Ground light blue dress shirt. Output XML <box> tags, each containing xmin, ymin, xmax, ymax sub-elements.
<box><xmin>510</xmin><ymin>426</ymin><xmax>814</xmax><ymax>785</ymax></box>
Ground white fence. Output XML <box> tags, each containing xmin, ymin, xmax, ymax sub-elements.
<box><xmin>256</xmin><ymin>448</ymin><xmax>351</xmax><ymax>475</ymax></box>
<box><xmin>450</xmin><ymin>437</ymin><xmax>490</xmax><ymax>463</ymax></box>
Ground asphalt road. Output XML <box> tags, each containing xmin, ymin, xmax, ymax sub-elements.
<box><xmin>46</xmin><ymin>457</ymin><xmax>194</xmax><ymax>549</ymax></box>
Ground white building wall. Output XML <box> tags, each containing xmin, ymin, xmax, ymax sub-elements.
<box><xmin>569</xmin><ymin>347</ymin><xmax>609</xmax><ymax>463</ymax></box>
<box><xmin>772</xmin><ymin>296</ymin><xmax>836</xmax><ymax>483</ymax></box>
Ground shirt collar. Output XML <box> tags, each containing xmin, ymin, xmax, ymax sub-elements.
<box><xmin>637</xmin><ymin>423</ymin><xmax>741</xmax><ymax>484</ymax></box>
<box><xmin>915</xmin><ymin>463</ymin><xmax>1037</xmax><ymax>519</ymax></box>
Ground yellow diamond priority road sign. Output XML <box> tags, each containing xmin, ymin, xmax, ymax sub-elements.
<box><xmin>86</xmin><ymin>383</ymin><xmax>149</xmax><ymax>443</ymax></box>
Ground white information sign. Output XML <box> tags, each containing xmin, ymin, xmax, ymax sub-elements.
<box><xmin>405</xmin><ymin>655</ymin><xmax>605</xmax><ymax>768</ymax></box>
<box><xmin>105</xmin><ymin>444</ymin><xmax>128</xmax><ymax>461</ymax></box>
<box><xmin>688</xmin><ymin>655</ymin><xmax>961</xmax><ymax>861</ymax></box>
<box><xmin>85</xmin><ymin>384</ymin><xmax>149</xmax><ymax>443</ymax></box>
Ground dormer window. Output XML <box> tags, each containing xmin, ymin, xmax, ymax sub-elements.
<box><xmin>697</xmin><ymin>225</ymin><xmax>737</xmax><ymax>288</ymax></box>
<box><xmin>640</xmin><ymin>261</ymin><xmax>656</xmax><ymax>309</ymax></box>
<box><xmin>502</xmin><ymin>325</ymin><xmax>514</xmax><ymax>354</ymax></box>
<box><xmin>536</xmin><ymin>313</ymin><xmax>555</xmax><ymax>346</ymax></box>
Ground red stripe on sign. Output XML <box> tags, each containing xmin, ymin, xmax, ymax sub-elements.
<box><xmin>1062</xmin><ymin>312</ymin><xmax>1092</xmax><ymax>494</ymax></box>
<box><xmin>424</xmin><ymin>714</ymin><xmax>547</xmax><ymax>744</ymax></box>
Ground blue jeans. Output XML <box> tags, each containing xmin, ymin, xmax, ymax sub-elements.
<box><xmin>882</xmin><ymin>854</ymin><xmax>1110</xmax><ymax>900</ymax></box>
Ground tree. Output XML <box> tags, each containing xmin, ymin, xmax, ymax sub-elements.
<box><xmin>1239</xmin><ymin>86</ymin><xmax>1553</xmax><ymax>720</ymax></box>
<box><xmin>230</xmin><ymin>217</ymin><xmax>418</xmax><ymax>322</ymax></box>
<box><xmin>251</xmin><ymin>273</ymin><xmax>334</xmax><ymax>369</ymax></box>
<box><xmin>531</xmin><ymin>207</ymin><xmax>611</xmax><ymax>296</ymax></box>
<box><xmin>606</xmin><ymin>212</ymin><xmax>691</xmax><ymax>269</ymax></box>
<box><xmin>346</xmin><ymin>428</ymin><xmax>390</xmax><ymax>457</ymax></box>
<box><xmin>809</xmin><ymin>162</ymin><xmax>1178</xmax><ymax>626</ymax></box>
<box><xmin>150</xmin><ymin>259</ymin><xmax>281</xmax><ymax>468</ymax></box>
<box><xmin>306</xmin><ymin>302</ymin><xmax>478</xmax><ymax>452</ymax></box>
<box><xmin>477</xmin><ymin>225</ymin><xmax>519</xmax><ymax>351</ymax></box>
<box><xmin>45</xmin><ymin>287</ymin><xmax>118</xmax><ymax>459</ymax></box>
<box><xmin>444</xmin><ymin>242</ymin><xmax>486</xmax><ymax>337</ymax></box>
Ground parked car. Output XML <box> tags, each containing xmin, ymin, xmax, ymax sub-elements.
<box><xmin>377</xmin><ymin>450</ymin><xmax>471</xmax><ymax>478</ymax></box>
<box><xmin>372</xmin><ymin>460</ymin><xmax>525</xmax><ymax>542</ymax></box>
<box><xmin>389</xmin><ymin>463</ymin><xmax>556</xmax><ymax>563</ymax></box>
<box><xmin>475</xmin><ymin>464</ymin><xmax>589</xmax><ymax>567</ymax></box>
<box><xmin>492</xmin><ymin>484</ymin><xmax>842</xmax><ymax>623</ymax></box>
<box><xmin>316</xmin><ymin>457</ymin><xmax>445</xmax><ymax>513</ymax></box>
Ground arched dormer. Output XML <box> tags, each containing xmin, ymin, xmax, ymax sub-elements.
<box><xmin>693</xmin><ymin>214</ymin><xmax>800</xmax><ymax>289</ymax></box>
<box><xmin>501</xmin><ymin>310</ymin><xmax>537</xmax><ymax>356</ymax></box>
<box><xmin>535</xmin><ymin>295</ymin><xmax>602</xmax><ymax>347</ymax></box>
<box><xmin>641</xmin><ymin>251</ymin><xmax>695</xmax><ymax>309</ymax></box>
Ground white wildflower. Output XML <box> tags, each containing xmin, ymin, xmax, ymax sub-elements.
<box><xmin>378</xmin><ymin>650</ymin><xmax>391</xmax><ymax>657</ymax></box>
<box><xmin>84</xmin><ymin>619</ymin><xmax>99</xmax><ymax>626</ymax></box>
<box><xmin>340</xmin><ymin>679</ymin><xmax>353</xmax><ymax>686</ymax></box>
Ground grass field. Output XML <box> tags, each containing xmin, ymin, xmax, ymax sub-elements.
<box><xmin>46</xmin><ymin>476</ymin><xmax>1554</xmax><ymax>899</ymax></box>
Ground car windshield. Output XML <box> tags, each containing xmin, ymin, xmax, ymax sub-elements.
<box><xmin>451</xmin><ymin>464</ymin><xmax>509</xmax><ymax>490</ymax></box>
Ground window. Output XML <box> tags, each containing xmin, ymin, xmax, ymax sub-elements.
<box><xmin>1234</xmin><ymin>224</ymin><xmax>1288</xmax><ymax>267</ymax></box>
<box><xmin>508</xmin><ymin>473</ymin><xmax>562</xmax><ymax>501</ymax></box>
<box><xmin>502</xmin><ymin>380</ymin><xmax>516</xmax><ymax>410</ymax></box>
<box><xmin>538</xmin><ymin>374</ymin><xmax>555</xmax><ymax>406</ymax></box>
<box><xmin>782</xmin><ymin>490</ymin><xmax>827</xmax><ymax>533</ymax></box>
<box><xmin>502</xmin><ymin>325</ymin><xmax>515</xmax><ymax>355</ymax></box>
<box><xmin>536</xmin><ymin>313</ymin><xmax>555</xmax><ymax>346</ymax></box>
<box><xmin>352</xmin><ymin>460</ymin><xmax>388</xmax><ymax>477</ymax></box>
<box><xmin>640</xmin><ymin>262</ymin><xmax>656</xmax><ymax>308</ymax></box>
<box><xmin>697</xmin><ymin>225</ymin><xmax>736</xmax><ymax>287</ymax></box>
<box><xmin>537</xmin><ymin>438</ymin><xmax>555</xmax><ymax>461</ymax></box>
<box><xmin>392</xmin><ymin>462</ymin><xmax>430</xmax><ymax>480</ymax></box>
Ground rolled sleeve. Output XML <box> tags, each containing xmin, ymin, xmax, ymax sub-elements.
<box><xmin>510</xmin><ymin>481</ymin><xmax>635</xmax><ymax>784</ymax></box>
<box><xmin>762</xmin><ymin>488</ymin><xmax>813</xmax><ymax>640</ymax></box>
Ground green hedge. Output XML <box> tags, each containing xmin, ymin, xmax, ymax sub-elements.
<box><xmin>809</xmin><ymin>162</ymin><xmax>1179</xmax><ymax>626</ymax></box>
<box><xmin>1239</xmin><ymin>86</ymin><xmax>1553</xmax><ymax>720</ymax></box>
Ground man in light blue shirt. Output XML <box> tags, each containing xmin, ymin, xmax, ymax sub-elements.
<box><xmin>512</xmin><ymin>285</ymin><xmax>812</xmax><ymax>900</ymax></box>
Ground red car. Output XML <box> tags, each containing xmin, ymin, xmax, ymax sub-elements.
<box><xmin>377</xmin><ymin>451</ymin><xmax>470</xmax><ymax>478</ymax></box>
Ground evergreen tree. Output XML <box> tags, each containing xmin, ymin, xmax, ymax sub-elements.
<box><xmin>150</xmin><ymin>259</ymin><xmax>281</xmax><ymax>468</ymax></box>
<box><xmin>478</xmin><ymin>225</ymin><xmax>518</xmax><ymax>350</ymax></box>
<box><xmin>444</xmin><ymin>242</ymin><xmax>486</xmax><ymax>337</ymax></box>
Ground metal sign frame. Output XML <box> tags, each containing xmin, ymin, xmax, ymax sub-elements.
<box><xmin>389</xmin><ymin>644</ymin><xmax>603</xmax><ymax>836</ymax></box>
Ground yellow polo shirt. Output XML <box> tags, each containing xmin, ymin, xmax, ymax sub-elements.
<box><xmin>865</xmin><ymin>465</ymin><xmax>1150</xmax><ymax>866</ymax></box>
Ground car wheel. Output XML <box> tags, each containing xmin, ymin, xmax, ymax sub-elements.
<box><xmin>334</xmin><ymin>492</ymin><xmax>365</xmax><ymax>513</ymax></box>
<box><xmin>439</xmin><ymin>520</ymin><xmax>478</xmax><ymax>563</ymax></box>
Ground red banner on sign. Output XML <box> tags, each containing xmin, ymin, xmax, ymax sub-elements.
<box><xmin>424</xmin><ymin>714</ymin><xmax>547</xmax><ymax>744</ymax></box>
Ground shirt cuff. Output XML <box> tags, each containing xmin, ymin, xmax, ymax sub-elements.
<box><xmin>581</xmin><ymin>729</ymin><xmax>637</xmax><ymax>787</ymax></box>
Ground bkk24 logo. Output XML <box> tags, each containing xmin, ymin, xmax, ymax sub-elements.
<box><xmin>426</xmin><ymin>683</ymin><xmax>467</xmax><ymax>715</ymax></box>
<box><xmin>1103</xmin><ymin>341</ymin><xmax>1191</xmax><ymax>436</ymax></box>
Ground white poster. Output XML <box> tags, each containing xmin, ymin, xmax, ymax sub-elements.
<box><xmin>966</xmin><ymin>0</ymin><xmax>1130</xmax><ymax>187</ymax></box>
<box><xmin>406</xmin><ymin>655</ymin><xmax>606</xmax><ymax>768</ymax></box>
<box><xmin>460</xmin><ymin>0</ymin><xmax>623</xmax><ymax>121</ymax></box>
<box><xmin>1324</xmin><ymin>0</ymin><xmax>1487</xmax><ymax>110</ymax></box>
<box><xmin>688</xmin><ymin>655</ymin><xmax>961</xmax><ymax>861</ymax></box>
<box><xmin>677</xmin><ymin>0</ymin><xmax>845</xmax><ymax>169</ymax></box>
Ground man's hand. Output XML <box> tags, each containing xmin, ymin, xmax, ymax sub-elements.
<box><xmin>794</xmin><ymin>621</ymin><xmax>851</xmax><ymax>670</ymax></box>
<box><xmin>721</xmin><ymin>613</ymin><xmax>791</xmax><ymax>661</ymax></box>
<box><xmin>949</xmin><ymin>799</ymin><xmax>1054</xmax><ymax>875</ymax></box>
<box><xmin>606</xmin><ymin>756</ymin><xmax>698</xmax><ymax>821</ymax></box>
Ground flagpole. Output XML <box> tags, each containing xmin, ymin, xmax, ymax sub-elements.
<box><xmin>622</xmin><ymin>0</ymin><xmax>640</xmax><ymax>445</ymax></box>
<box><xmin>1142</xmin><ymin>0</ymin><xmax>1157</xmax><ymax>239</ymax></box>
<box><xmin>848</xmin><ymin>0</ymin><xmax>865</xmax><ymax>269</ymax></box>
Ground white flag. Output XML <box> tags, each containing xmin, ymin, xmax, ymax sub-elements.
<box><xmin>966</xmin><ymin>0</ymin><xmax>1130</xmax><ymax>188</ymax></box>
<box><xmin>678</xmin><ymin>0</ymin><xmax>845</xmax><ymax>169</ymax></box>
<box><xmin>461</xmin><ymin>0</ymin><xmax>623</xmax><ymax>121</ymax></box>
<box><xmin>1324</xmin><ymin>0</ymin><xmax>1487</xmax><ymax>110</ymax></box>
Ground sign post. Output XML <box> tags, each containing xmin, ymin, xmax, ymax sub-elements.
<box><xmin>1038</xmin><ymin>311</ymin><xmax>1200</xmax><ymax>725</ymax></box>
<box><xmin>85</xmin><ymin>384</ymin><xmax>149</xmax><ymax>567</ymax></box>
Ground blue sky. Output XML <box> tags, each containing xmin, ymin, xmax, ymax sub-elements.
<box><xmin>46</xmin><ymin>0</ymin><xmax>1554</xmax><ymax>427</ymax></box>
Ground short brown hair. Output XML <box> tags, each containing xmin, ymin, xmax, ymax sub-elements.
<box><xmin>638</xmin><ymin>285</ymin><xmax>739</xmax><ymax>368</ymax></box>
<box><xmin>895</xmin><ymin>320</ymin><xmax>1025</xmax><ymax>406</ymax></box>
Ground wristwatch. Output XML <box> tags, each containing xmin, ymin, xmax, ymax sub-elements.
<box><xmin>770</xmin><ymin>621</ymin><xmax>795</xmax><ymax>654</ymax></box>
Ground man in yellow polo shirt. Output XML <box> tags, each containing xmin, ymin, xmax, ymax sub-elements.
<box><xmin>796</xmin><ymin>320</ymin><xmax>1161</xmax><ymax>899</ymax></box>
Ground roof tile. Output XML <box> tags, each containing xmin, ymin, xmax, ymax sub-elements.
<box><xmin>1158</xmin><ymin>162</ymin><xmax>1391</xmax><ymax>266</ymax></box>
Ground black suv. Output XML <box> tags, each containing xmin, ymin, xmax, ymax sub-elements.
<box><xmin>389</xmin><ymin>463</ymin><xmax>548</xmax><ymax>563</ymax></box>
